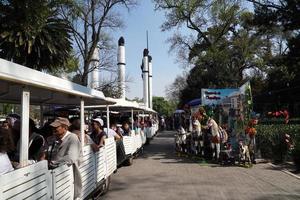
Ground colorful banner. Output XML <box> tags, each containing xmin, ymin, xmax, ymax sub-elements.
<box><xmin>239</xmin><ymin>81</ymin><xmax>253</xmax><ymax>121</ymax></box>
<box><xmin>201</xmin><ymin>88</ymin><xmax>239</xmax><ymax>106</ymax></box>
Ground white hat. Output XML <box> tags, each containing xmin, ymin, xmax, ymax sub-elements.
<box><xmin>92</xmin><ymin>118</ymin><xmax>104</xmax><ymax>126</ymax></box>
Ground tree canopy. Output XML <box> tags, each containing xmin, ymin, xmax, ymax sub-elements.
<box><xmin>152</xmin><ymin>96</ymin><xmax>176</xmax><ymax>117</ymax></box>
<box><xmin>0</xmin><ymin>0</ymin><xmax>137</xmax><ymax>98</ymax></box>
<box><xmin>58</xmin><ymin>0</ymin><xmax>137</xmax><ymax>86</ymax></box>
<box><xmin>0</xmin><ymin>0</ymin><xmax>73</xmax><ymax>71</ymax></box>
<box><xmin>158</xmin><ymin>0</ymin><xmax>300</xmax><ymax>115</ymax></box>
<box><xmin>156</xmin><ymin>0</ymin><xmax>269</xmax><ymax>106</ymax></box>
<box><xmin>249</xmin><ymin>0</ymin><xmax>300</xmax><ymax>114</ymax></box>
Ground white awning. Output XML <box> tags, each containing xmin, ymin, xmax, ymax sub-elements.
<box><xmin>0</xmin><ymin>59</ymin><xmax>114</xmax><ymax>105</ymax></box>
<box><xmin>85</xmin><ymin>98</ymin><xmax>156</xmax><ymax>113</ymax></box>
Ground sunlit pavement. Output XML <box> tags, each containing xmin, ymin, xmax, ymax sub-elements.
<box><xmin>103</xmin><ymin>131</ymin><xmax>300</xmax><ymax>200</ymax></box>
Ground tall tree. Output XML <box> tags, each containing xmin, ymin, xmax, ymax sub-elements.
<box><xmin>152</xmin><ymin>96</ymin><xmax>176</xmax><ymax>117</ymax></box>
<box><xmin>59</xmin><ymin>0</ymin><xmax>137</xmax><ymax>86</ymax></box>
<box><xmin>249</xmin><ymin>0</ymin><xmax>300</xmax><ymax>86</ymax></box>
<box><xmin>165</xmin><ymin>73</ymin><xmax>187</xmax><ymax>103</ymax></box>
<box><xmin>0</xmin><ymin>0</ymin><xmax>73</xmax><ymax>71</ymax></box>
<box><xmin>248</xmin><ymin>0</ymin><xmax>300</xmax><ymax>114</ymax></box>
<box><xmin>156</xmin><ymin>0</ymin><xmax>268</xmax><ymax>106</ymax></box>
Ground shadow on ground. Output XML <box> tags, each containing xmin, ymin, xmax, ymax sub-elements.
<box><xmin>138</xmin><ymin>131</ymin><xmax>300</xmax><ymax>172</ymax></box>
<box><xmin>138</xmin><ymin>131</ymin><xmax>236</xmax><ymax>166</ymax></box>
<box><xmin>137</xmin><ymin>131</ymin><xmax>196</xmax><ymax>164</ymax></box>
<box><xmin>103</xmin><ymin>131</ymin><xmax>300</xmax><ymax>200</ymax></box>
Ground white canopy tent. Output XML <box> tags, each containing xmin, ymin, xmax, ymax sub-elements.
<box><xmin>0</xmin><ymin>59</ymin><xmax>113</xmax><ymax>105</ymax></box>
<box><xmin>0</xmin><ymin>58</ymin><xmax>115</xmax><ymax>166</ymax></box>
<box><xmin>85</xmin><ymin>98</ymin><xmax>157</xmax><ymax>129</ymax></box>
<box><xmin>85</xmin><ymin>98</ymin><xmax>141</xmax><ymax>111</ymax></box>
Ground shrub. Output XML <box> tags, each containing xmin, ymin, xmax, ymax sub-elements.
<box><xmin>256</xmin><ymin>124</ymin><xmax>300</xmax><ymax>163</ymax></box>
<box><xmin>259</xmin><ymin>118</ymin><xmax>300</xmax><ymax>125</ymax></box>
<box><xmin>292</xmin><ymin>133</ymin><xmax>300</xmax><ymax>170</ymax></box>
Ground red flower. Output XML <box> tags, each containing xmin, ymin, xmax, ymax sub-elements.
<box><xmin>245</xmin><ymin>127</ymin><xmax>251</xmax><ymax>133</ymax></box>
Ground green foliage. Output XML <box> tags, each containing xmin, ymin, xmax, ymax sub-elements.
<box><xmin>260</xmin><ymin>118</ymin><xmax>300</xmax><ymax>125</ymax></box>
<box><xmin>159</xmin><ymin>0</ymin><xmax>300</xmax><ymax>117</ymax></box>
<box><xmin>0</xmin><ymin>0</ymin><xmax>72</xmax><ymax>71</ymax></box>
<box><xmin>292</xmin><ymin>136</ymin><xmax>300</xmax><ymax>169</ymax></box>
<box><xmin>58</xmin><ymin>0</ymin><xmax>137</xmax><ymax>86</ymax></box>
<box><xmin>256</xmin><ymin>124</ymin><xmax>300</xmax><ymax>162</ymax></box>
<box><xmin>98</xmin><ymin>81</ymin><xmax>122</xmax><ymax>99</ymax></box>
<box><xmin>156</xmin><ymin>1</ymin><xmax>269</xmax><ymax>107</ymax></box>
<box><xmin>0</xmin><ymin>103</ymin><xmax>14</xmax><ymax>115</ymax></box>
<box><xmin>49</xmin><ymin>52</ymin><xmax>79</xmax><ymax>77</ymax></box>
<box><xmin>152</xmin><ymin>96</ymin><xmax>176</xmax><ymax>117</ymax></box>
<box><xmin>250</xmin><ymin>0</ymin><xmax>300</xmax><ymax>114</ymax></box>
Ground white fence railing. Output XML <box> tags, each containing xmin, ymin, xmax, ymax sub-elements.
<box><xmin>105</xmin><ymin>137</ymin><xmax>117</xmax><ymax>177</ymax></box>
<box><xmin>79</xmin><ymin>146</ymin><xmax>96</xmax><ymax>199</ymax></box>
<box><xmin>95</xmin><ymin>147</ymin><xmax>106</xmax><ymax>183</ymax></box>
<box><xmin>0</xmin><ymin>129</ymin><xmax>153</xmax><ymax>200</ymax></box>
<box><xmin>123</xmin><ymin>136</ymin><xmax>134</xmax><ymax>155</ymax></box>
<box><xmin>0</xmin><ymin>161</ymin><xmax>52</xmax><ymax>200</ymax></box>
<box><xmin>52</xmin><ymin>164</ymin><xmax>74</xmax><ymax>200</ymax></box>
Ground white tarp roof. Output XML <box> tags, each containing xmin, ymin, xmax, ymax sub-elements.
<box><xmin>85</xmin><ymin>98</ymin><xmax>157</xmax><ymax>113</ymax></box>
<box><xmin>85</xmin><ymin>98</ymin><xmax>141</xmax><ymax>111</ymax></box>
<box><xmin>138</xmin><ymin>103</ymin><xmax>157</xmax><ymax>114</ymax></box>
<box><xmin>0</xmin><ymin>59</ymin><xmax>114</xmax><ymax>105</ymax></box>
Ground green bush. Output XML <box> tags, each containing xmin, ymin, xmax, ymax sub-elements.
<box><xmin>259</xmin><ymin>118</ymin><xmax>300</xmax><ymax>125</ymax></box>
<box><xmin>256</xmin><ymin>124</ymin><xmax>300</xmax><ymax>163</ymax></box>
<box><xmin>292</xmin><ymin>133</ymin><xmax>300</xmax><ymax>170</ymax></box>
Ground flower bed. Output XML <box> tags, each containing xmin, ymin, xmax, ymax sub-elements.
<box><xmin>256</xmin><ymin>124</ymin><xmax>300</xmax><ymax>164</ymax></box>
<box><xmin>259</xmin><ymin>118</ymin><xmax>300</xmax><ymax>125</ymax></box>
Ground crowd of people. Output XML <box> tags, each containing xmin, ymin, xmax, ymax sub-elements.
<box><xmin>0</xmin><ymin>113</ymin><xmax>154</xmax><ymax>199</ymax></box>
<box><xmin>176</xmin><ymin>107</ymin><xmax>256</xmax><ymax>165</ymax></box>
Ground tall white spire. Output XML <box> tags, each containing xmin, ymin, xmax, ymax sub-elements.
<box><xmin>142</xmin><ymin>49</ymin><xmax>149</xmax><ymax>108</ymax></box>
<box><xmin>118</xmin><ymin>37</ymin><xmax>126</xmax><ymax>99</ymax></box>
<box><xmin>88</xmin><ymin>48</ymin><xmax>100</xmax><ymax>89</ymax></box>
<box><xmin>148</xmin><ymin>55</ymin><xmax>153</xmax><ymax>109</ymax></box>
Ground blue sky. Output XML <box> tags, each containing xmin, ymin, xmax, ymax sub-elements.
<box><xmin>110</xmin><ymin>0</ymin><xmax>254</xmax><ymax>100</ymax></box>
<box><xmin>111</xmin><ymin>0</ymin><xmax>183</xmax><ymax>100</ymax></box>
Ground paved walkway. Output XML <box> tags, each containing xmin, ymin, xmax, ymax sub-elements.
<box><xmin>103</xmin><ymin>131</ymin><xmax>300</xmax><ymax>200</ymax></box>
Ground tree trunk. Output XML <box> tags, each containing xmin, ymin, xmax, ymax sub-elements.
<box><xmin>82</xmin><ymin>60</ymin><xmax>90</xmax><ymax>86</ymax></box>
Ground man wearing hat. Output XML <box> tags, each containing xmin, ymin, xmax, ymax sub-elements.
<box><xmin>90</xmin><ymin>117</ymin><xmax>107</xmax><ymax>152</ymax></box>
<box><xmin>48</xmin><ymin>117</ymin><xmax>82</xmax><ymax>199</ymax></box>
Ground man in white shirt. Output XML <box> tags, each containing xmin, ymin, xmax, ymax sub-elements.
<box><xmin>104</xmin><ymin>127</ymin><xmax>121</xmax><ymax>140</ymax></box>
<box><xmin>48</xmin><ymin>117</ymin><xmax>82</xmax><ymax>199</ymax></box>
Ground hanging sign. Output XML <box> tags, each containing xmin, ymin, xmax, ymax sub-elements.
<box><xmin>201</xmin><ymin>88</ymin><xmax>239</xmax><ymax>106</ymax></box>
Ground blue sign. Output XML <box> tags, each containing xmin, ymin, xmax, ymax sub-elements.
<box><xmin>201</xmin><ymin>88</ymin><xmax>239</xmax><ymax>106</ymax></box>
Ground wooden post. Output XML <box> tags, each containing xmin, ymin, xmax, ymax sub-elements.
<box><xmin>40</xmin><ymin>104</ymin><xmax>44</xmax><ymax>127</ymax></box>
<box><xmin>20</xmin><ymin>88</ymin><xmax>30</xmax><ymax>167</ymax></box>
<box><xmin>106</xmin><ymin>105</ymin><xmax>110</xmax><ymax>130</ymax></box>
<box><xmin>80</xmin><ymin>99</ymin><xmax>85</xmax><ymax>148</ymax></box>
